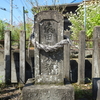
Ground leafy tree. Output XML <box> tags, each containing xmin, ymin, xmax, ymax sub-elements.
<box><xmin>68</xmin><ymin>1</ymin><xmax>100</xmax><ymax>39</ymax></box>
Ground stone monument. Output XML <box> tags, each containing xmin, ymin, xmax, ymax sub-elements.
<box><xmin>22</xmin><ymin>10</ymin><xmax>74</xmax><ymax>100</ymax></box>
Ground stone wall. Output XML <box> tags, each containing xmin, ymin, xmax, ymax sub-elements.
<box><xmin>0</xmin><ymin>50</ymin><xmax>34</xmax><ymax>83</ymax></box>
<box><xmin>70</xmin><ymin>58</ymin><xmax>92</xmax><ymax>83</ymax></box>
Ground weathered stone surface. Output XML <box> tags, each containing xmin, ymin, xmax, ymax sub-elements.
<box><xmin>34</xmin><ymin>10</ymin><xmax>64</xmax><ymax>84</ymax></box>
<box><xmin>97</xmin><ymin>80</ymin><xmax>100</xmax><ymax>100</ymax></box>
<box><xmin>70</xmin><ymin>49</ymin><xmax>92</xmax><ymax>58</ymax></box>
<box><xmin>4</xmin><ymin>30</ymin><xmax>11</xmax><ymax>84</ymax></box>
<box><xmin>22</xmin><ymin>84</ymin><xmax>74</xmax><ymax>100</ymax></box>
<box><xmin>92</xmin><ymin>78</ymin><xmax>100</xmax><ymax>100</ymax></box>
<box><xmin>20</xmin><ymin>31</ymin><xmax>26</xmax><ymax>83</ymax></box>
<box><xmin>64</xmin><ymin>30</ymin><xmax>70</xmax><ymax>80</ymax></box>
<box><xmin>78</xmin><ymin>31</ymin><xmax>85</xmax><ymax>84</ymax></box>
<box><xmin>92</xmin><ymin>26</ymin><xmax>100</xmax><ymax>78</ymax></box>
<box><xmin>70</xmin><ymin>59</ymin><xmax>92</xmax><ymax>83</ymax></box>
<box><xmin>22</xmin><ymin>10</ymin><xmax>74</xmax><ymax>100</ymax></box>
<box><xmin>0</xmin><ymin>50</ymin><xmax>34</xmax><ymax>83</ymax></box>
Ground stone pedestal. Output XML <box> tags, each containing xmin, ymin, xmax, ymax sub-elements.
<box><xmin>22</xmin><ymin>81</ymin><xmax>74</xmax><ymax>100</ymax></box>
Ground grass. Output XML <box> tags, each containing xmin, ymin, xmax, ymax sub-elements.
<box><xmin>73</xmin><ymin>83</ymin><xmax>92</xmax><ymax>100</ymax></box>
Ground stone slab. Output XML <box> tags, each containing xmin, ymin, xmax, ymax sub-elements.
<box><xmin>22</xmin><ymin>84</ymin><xmax>74</xmax><ymax>100</ymax></box>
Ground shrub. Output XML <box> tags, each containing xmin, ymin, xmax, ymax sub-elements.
<box><xmin>68</xmin><ymin>1</ymin><xmax>100</xmax><ymax>40</ymax></box>
<box><xmin>0</xmin><ymin>20</ymin><xmax>6</xmax><ymax>40</ymax></box>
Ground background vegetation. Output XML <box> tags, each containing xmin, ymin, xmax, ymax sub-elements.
<box><xmin>68</xmin><ymin>0</ymin><xmax>100</xmax><ymax>40</ymax></box>
<box><xmin>0</xmin><ymin>20</ymin><xmax>6</xmax><ymax>40</ymax></box>
<box><xmin>30</xmin><ymin>0</ymin><xmax>100</xmax><ymax>40</ymax></box>
<box><xmin>0</xmin><ymin>18</ymin><xmax>33</xmax><ymax>48</ymax></box>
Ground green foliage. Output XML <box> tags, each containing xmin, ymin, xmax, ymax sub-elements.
<box><xmin>25</xmin><ymin>21</ymin><xmax>33</xmax><ymax>40</ymax></box>
<box><xmin>0</xmin><ymin>20</ymin><xmax>6</xmax><ymax>40</ymax></box>
<box><xmin>0</xmin><ymin>76</ymin><xmax>3</xmax><ymax>84</ymax></box>
<box><xmin>11</xmin><ymin>20</ymin><xmax>33</xmax><ymax>47</ymax></box>
<box><xmin>0</xmin><ymin>17</ymin><xmax>33</xmax><ymax>48</ymax></box>
<box><xmin>24</xmin><ymin>9</ymin><xmax>28</xmax><ymax>13</ymax></box>
<box><xmin>68</xmin><ymin>1</ymin><xmax>100</xmax><ymax>39</ymax></box>
<box><xmin>73</xmin><ymin>83</ymin><xmax>92</xmax><ymax>99</ymax></box>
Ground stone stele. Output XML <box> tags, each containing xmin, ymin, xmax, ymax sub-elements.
<box><xmin>22</xmin><ymin>10</ymin><xmax>74</xmax><ymax>100</ymax></box>
<box><xmin>34</xmin><ymin>10</ymin><xmax>64</xmax><ymax>84</ymax></box>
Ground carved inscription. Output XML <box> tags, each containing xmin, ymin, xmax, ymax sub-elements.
<box><xmin>40</xmin><ymin>20</ymin><xmax>57</xmax><ymax>44</ymax></box>
<box><xmin>46</xmin><ymin>32</ymin><xmax>53</xmax><ymax>41</ymax></box>
<box><xmin>44</xmin><ymin>22</ymin><xmax>55</xmax><ymax>42</ymax></box>
<box><xmin>40</xmin><ymin>49</ymin><xmax>63</xmax><ymax>75</ymax></box>
<box><xmin>39</xmin><ymin>20</ymin><xmax>62</xmax><ymax>75</ymax></box>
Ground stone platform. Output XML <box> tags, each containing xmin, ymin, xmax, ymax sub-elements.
<box><xmin>22</xmin><ymin>79</ymin><xmax>74</xmax><ymax>100</ymax></box>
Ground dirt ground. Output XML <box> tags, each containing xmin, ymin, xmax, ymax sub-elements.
<box><xmin>0</xmin><ymin>84</ymin><xmax>22</xmax><ymax>100</ymax></box>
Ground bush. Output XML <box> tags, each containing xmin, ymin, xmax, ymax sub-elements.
<box><xmin>5</xmin><ymin>19</ymin><xmax>33</xmax><ymax>48</ymax></box>
<box><xmin>68</xmin><ymin>1</ymin><xmax>100</xmax><ymax>40</ymax></box>
<box><xmin>0</xmin><ymin>20</ymin><xmax>6</xmax><ymax>40</ymax></box>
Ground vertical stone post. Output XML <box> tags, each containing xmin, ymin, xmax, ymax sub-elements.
<box><xmin>4</xmin><ymin>30</ymin><xmax>11</xmax><ymax>84</ymax></box>
<box><xmin>20</xmin><ymin>31</ymin><xmax>26</xmax><ymax>84</ymax></box>
<box><xmin>64</xmin><ymin>30</ymin><xmax>70</xmax><ymax>80</ymax></box>
<box><xmin>78</xmin><ymin>30</ymin><xmax>85</xmax><ymax>84</ymax></box>
<box><xmin>92</xmin><ymin>26</ymin><xmax>100</xmax><ymax>78</ymax></box>
<box><xmin>97</xmin><ymin>80</ymin><xmax>100</xmax><ymax>100</ymax></box>
<box><xmin>92</xmin><ymin>78</ymin><xmax>100</xmax><ymax>100</ymax></box>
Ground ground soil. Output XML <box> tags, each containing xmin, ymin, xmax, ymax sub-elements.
<box><xmin>0</xmin><ymin>84</ymin><xmax>22</xmax><ymax>100</ymax></box>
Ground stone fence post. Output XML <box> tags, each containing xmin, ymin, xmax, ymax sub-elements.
<box><xmin>20</xmin><ymin>31</ymin><xmax>26</xmax><ymax>84</ymax></box>
<box><xmin>64</xmin><ymin>30</ymin><xmax>70</xmax><ymax>80</ymax></box>
<box><xmin>4</xmin><ymin>30</ymin><xmax>11</xmax><ymax>84</ymax></box>
<box><xmin>92</xmin><ymin>26</ymin><xmax>100</xmax><ymax>78</ymax></box>
<box><xmin>78</xmin><ymin>30</ymin><xmax>85</xmax><ymax>84</ymax></box>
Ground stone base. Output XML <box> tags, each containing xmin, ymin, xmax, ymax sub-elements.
<box><xmin>22</xmin><ymin>79</ymin><xmax>74</xmax><ymax>100</ymax></box>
